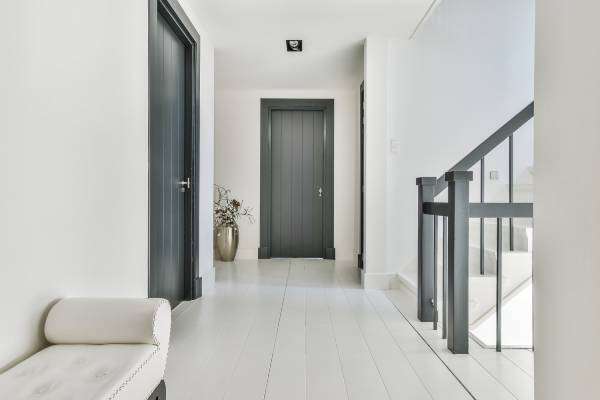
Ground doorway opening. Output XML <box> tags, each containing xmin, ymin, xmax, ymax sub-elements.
<box><xmin>259</xmin><ymin>99</ymin><xmax>335</xmax><ymax>260</ymax></box>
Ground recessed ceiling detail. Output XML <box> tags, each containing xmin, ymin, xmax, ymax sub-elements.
<box><xmin>286</xmin><ymin>40</ymin><xmax>302</xmax><ymax>52</ymax></box>
<box><xmin>185</xmin><ymin>0</ymin><xmax>433</xmax><ymax>90</ymax></box>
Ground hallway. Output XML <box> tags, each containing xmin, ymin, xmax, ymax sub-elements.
<box><xmin>164</xmin><ymin>260</ymin><xmax>533</xmax><ymax>400</ymax></box>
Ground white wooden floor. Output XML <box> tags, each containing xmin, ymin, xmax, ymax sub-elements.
<box><xmin>165</xmin><ymin>259</ymin><xmax>534</xmax><ymax>400</ymax></box>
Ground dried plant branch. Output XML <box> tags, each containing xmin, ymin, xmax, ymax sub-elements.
<box><xmin>214</xmin><ymin>185</ymin><xmax>254</xmax><ymax>227</ymax></box>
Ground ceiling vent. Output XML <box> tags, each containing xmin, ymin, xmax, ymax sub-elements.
<box><xmin>286</xmin><ymin>40</ymin><xmax>302</xmax><ymax>52</ymax></box>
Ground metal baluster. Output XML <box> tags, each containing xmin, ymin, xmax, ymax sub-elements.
<box><xmin>442</xmin><ymin>217</ymin><xmax>448</xmax><ymax>339</ymax></box>
<box><xmin>480</xmin><ymin>158</ymin><xmax>485</xmax><ymax>275</ymax></box>
<box><xmin>496</xmin><ymin>218</ymin><xmax>503</xmax><ymax>352</ymax></box>
<box><xmin>509</xmin><ymin>135</ymin><xmax>514</xmax><ymax>251</ymax></box>
<box><xmin>433</xmin><ymin>216</ymin><xmax>438</xmax><ymax>330</ymax></box>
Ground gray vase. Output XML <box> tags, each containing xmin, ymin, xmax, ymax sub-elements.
<box><xmin>215</xmin><ymin>225</ymin><xmax>239</xmax><ymax>261</ymax></box>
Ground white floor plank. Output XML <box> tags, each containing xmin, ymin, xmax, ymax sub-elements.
<box><xmin>501</xmin><ymin>349</ymin><xmax>534</xmax><ymax>378</ymax></box>
<box><xmin>165</xmin><ymin>260</ymin><xmax>534</xmax><ymax>400</ymax></box>
<box><xmin>364</xmin><ymin>290</ymin><xmax>472</xmax><ymax>400</ymax></box>
<box><xmin>306</xmin><ymin>285</ymin><xmax>348</xmax><ymax>400</ymax></box>
<box><xmin>385</xmin><ymin>285</ymin><xmax>534</xmax><ymax>400</ymax></box>
<box><xmin>341</xmin><ymin>288</ymin><xmax>433</xmax><ymax>400</ymax></box>
<box><xmin>327</xmin><ymin>286</ymin><xmax>390</xmax><ymax>400</ymax></box>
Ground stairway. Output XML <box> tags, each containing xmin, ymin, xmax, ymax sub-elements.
<box><xmin>413</xmin><ymin>102</ymin><xmax>535</xmax><ymax>354</ymax></box>
<box><xmin>397</xmin><ymin>221</ymin><xmax>533</xmax><ymax>349</ymax></box>
<box><xmin>468</xmin><ymin>221</ymin><xmax>533</xmax><ymax>348</ymax></box>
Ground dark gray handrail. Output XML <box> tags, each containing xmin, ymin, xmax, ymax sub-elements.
<box><xmin>422</xmin><ymin>202</ymin><xmax>533</xmax><ymax>218</ymax></box>
<box><xmin>434</xmin><ymin>102</ymin><xmax>534</xmax><ymax>196</ymax></box>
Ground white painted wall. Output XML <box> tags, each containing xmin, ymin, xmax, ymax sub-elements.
<box><xmin>362</xmin><ymin>0</ymin><xmax>535</xmax><ymax>286</ymax></box>
<box><xmin>534</xmin><ymin>1</ymin><xmax>600</xmax><ymax>398</ymax></box>
<box><xmin>0</xmin><ymin>0</ymin><xmax>215</xmax><ymax>370</ymax></box>
<box><xmin>180</xmin><ymin>0</ymin><xmax>217</xmax><ymax>290</ymax></box>
<box><xmin>214</xmin><ymin>88</ymin><xmax>360</xmax><ymax>261</ymax></box>
<box><xmin>362</xmin><ymin>37</ymin><xmax>392</xmax><ymax>288</ymax></box>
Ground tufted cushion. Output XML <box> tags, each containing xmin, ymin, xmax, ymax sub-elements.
<box><xmin>45</xmin><ymin>298</ymin><xmax>170</xmax><ymax>346</ymax></box>
<box><xmin>0</xmin><ymin>298</ymin><xmax>171</xmax><ymax>400</ymax></box>
<box><xmin>0</xmin><ymin>344</ymin><xmax>165</xmax><ymax>400</ymax></box>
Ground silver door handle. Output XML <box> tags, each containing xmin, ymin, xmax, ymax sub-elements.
<box><xmin>178</xmin><ymin>177</ymin><xmax>191</xmax><ymax>192</ymax></box>
<box><xmin>317</xmin><ymin>187</ymin><xmax>323</xmax><ymax>198</ymax></box>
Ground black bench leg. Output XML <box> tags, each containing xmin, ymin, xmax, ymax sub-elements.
<box><xmin>148</xmin><ymin>380</ymin><xmax>166</xmax><ymax>400</ymax></box>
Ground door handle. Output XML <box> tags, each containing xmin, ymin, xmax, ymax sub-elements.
<box><xmin>317</xmin><ymin>187</ymin><xmax>323</xmax><ymax>198</ymax></box>
<box><xmin>178</xmin><ymin>177</ymin><xmax>191</xmax><ymax>192</ymax></box>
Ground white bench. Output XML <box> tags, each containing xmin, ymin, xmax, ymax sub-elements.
<box><xmin>0</xmin><ymin>298</ymin><xmax>171</xmax><ymax>400</ymax></box>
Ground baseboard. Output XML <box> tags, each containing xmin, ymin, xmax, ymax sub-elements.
<box><xmin>361</xmin><ymin>271</ymin><xmax>397</xmax><ymax>290</ymax></box>
<box><xmin>202</xmin><ymin>266</ymin><xmax>216</xmax><ymax>293</ymax></box>
<box><xmin>325</xmin><ymin>247</ymin><xmax>336</xmax><ymax>260</ymax></box>
<box><xmin>258</xmin><ymin>246</ymin><xmax>270</xmax><ymax>259</ymax></box>
<box><xmin>392</xmin><ymin>273</ymin><xmax>418</xmax><ymax>294</ymax></box>
<box><xmin>192</xmin><ymin>276</ymin><xmax>202</xmax><ymax>299</ymax></box>
<box><xmin>232</xmin><ymin>248</ymin><xmax>257</xmax><ymax>260</ymax></box>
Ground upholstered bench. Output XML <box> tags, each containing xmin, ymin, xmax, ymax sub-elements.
<box><xmin>0</xmin><ymin>298</ymin><xmax>171</xmax><ymax>400</ymax></box>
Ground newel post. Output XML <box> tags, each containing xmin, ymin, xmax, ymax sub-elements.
<box><xmin>445</xmin><ymin>171</ymin><xmax>473</xmax><ymax>354</ymax></box>
<box><xmin>416</xmin><ymin>177</ymin><xmax>437</xmax><ymax>322</ymax></box>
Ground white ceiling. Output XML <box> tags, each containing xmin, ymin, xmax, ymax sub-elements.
<box><xmin>188</xmin><ymin>0</ymin><xmax>434</xmax><ymax>90</ymax></box>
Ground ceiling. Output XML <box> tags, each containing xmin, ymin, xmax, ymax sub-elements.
<box><xmin>187</xmin><ymin>0</ymin><xmax>434</xmax><ymax>90</ymax></box>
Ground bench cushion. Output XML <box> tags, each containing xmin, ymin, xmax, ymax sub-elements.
<box><xmin>0</xmin><ymin>344</ymin><xmax>164</xmax><ymax>400</ymax></box>
<box><xmin>45</xmin><ymin>298</ymin><xmax>170</xmax><ymax>346</ymax></box>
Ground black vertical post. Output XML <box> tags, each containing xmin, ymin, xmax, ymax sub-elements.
<box><xmin>509</xmin><ymin>135</ymin><xmax>514</xmax><ymax>251</ymax></box>
<box><xmin>416</xmin><ymin>177</ymin><xmax>437</xmax><ymax>322</ymax></box>
<box><xmin>496</xmin><ymin>217</ymin><xmax>503</xmax><ymax>352</ymax></box>
<box><xmin>433</xmin><ymin>216</ymin><xmax>438</xmax><ymax>330</ymax></box>
<box><xmin>442</xmin><ymin>217</ymin><xmax>448</xmax><ymax>339</ymax></box>
<box><xmin>480</xmin><ymin>158</ymin><xmax>485</xmax><ymax>275</ymax></box>
<box><xmin>446</xmin><ymin>171</ymin><xmax>473</xmax><ymax>354</ymax></box>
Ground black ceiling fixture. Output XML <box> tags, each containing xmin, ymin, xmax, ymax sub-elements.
<box><xmin>286</xmin><ymin>40</ymin><xmax>302</xmax><ymax>52</ymax></box>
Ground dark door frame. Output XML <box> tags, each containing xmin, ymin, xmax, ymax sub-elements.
<box><xmin>258</xmin><ymin>99</ymin><xmax>335</xmax><ymax>260</ymax></box>
<box><xmin>148</xmin><ymin>0</ymin><xmax>201</xmax><ymax>301</ymax></box>
<box><xmin>358</xmin><ymin>82</ymin><xmax>365</xmax><ymax>269</ymax></box>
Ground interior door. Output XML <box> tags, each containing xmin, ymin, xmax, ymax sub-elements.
<box><xmin>270</xmin><ymin>110</ymin><xmax>325</xmax><ymax>258</ymax></box>
<box><xmin>149</xmin><ymin>13</ymin><xmax>188</xmax><ymax>306</ymax></box>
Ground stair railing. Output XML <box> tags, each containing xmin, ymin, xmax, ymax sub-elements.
<box><xmin>416</xmin><ymin>102</ymin><xmax>534</xmax><ymax>354</ymax></box>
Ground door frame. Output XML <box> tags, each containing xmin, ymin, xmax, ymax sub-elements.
<box><xmin>148</xmin><ymin>0</ymin><xmax>201</xmax><ymax>301</ymax></box>
<box><xmin>358</xmin><ymin>82</ymin><xmax>365</xmax><ymax>269</ymax></box>
<box><xmin>258</xmin><ymin>98</ymin><xmax>335</xmax><ymax>260</ymax></box>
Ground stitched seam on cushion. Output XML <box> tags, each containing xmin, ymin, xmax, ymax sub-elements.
<box><xmin>105</xmin><ymin>346</ymin><xmax>159</xmax><ymax>400</ymax></box>
<box><xmin>106</xmin><ymin>299</ymin><xmax>171</xmax><ymax>400</ymax></box>
<box><xmin>151</xmin><ymin>299</ymin><xmax>169</xmax><ymax>346</ymax></box>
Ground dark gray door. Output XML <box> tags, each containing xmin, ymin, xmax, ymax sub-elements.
<box><xmin>270</xmin><ymin>110</ymin><xmax>325</xmax><ymax>258</ymax></box>
<box><xmin>149</xmin><ymin>14</ymin><xmax>188</xmax><ymax>306</ymax></box>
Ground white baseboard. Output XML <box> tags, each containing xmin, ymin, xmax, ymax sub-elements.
<box><xmin>235</xmin><ymin>248</ymin><xmax>258</xmax><ymax>260</ymax></box>
<box><xmin>392</xmin><ymin>273</ymin><xmax>418</xmax><ymax>294</ymax></box>
<box><xmin>361</xmin><ymin>271</ymin><xmax>397</xmax><ymax>290</ymax></box>
<box><xmin>201</xmin><ymin>266</ymin><xmax>216</xmax><ymax>293</ymax></box>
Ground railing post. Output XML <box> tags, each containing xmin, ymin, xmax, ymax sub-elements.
<box><xmin>442</xmin><ymin>216</ymin><xmax>448</xmax><ymax>339</ymax></box>
<box><xmin>445</xmin><ymin>171</ymin><xmax>473</xmax><ymax>354</ymax></box>
<box><xmin>480</xmin><ymin>157</ymin><xmax>485</xmax><ymax>275</ymax></box>
<box><xmin>416</xmin><ymin>177</ymin><xmax>437</xmax><ymax>322</ymax></box>
<box><xmin>509</xmin><ymin>134</ymin><xmax>514</xmax><ymax>251</ymax></box>
<box><xmin>496</xmin><ymin>217</ymin><xmax>503</xmax><ymax>352</ymax></box>
<box><xmin>433</xmin><ymin>216</ymin><xmax>438</xmax><ymax>330</ymax></box>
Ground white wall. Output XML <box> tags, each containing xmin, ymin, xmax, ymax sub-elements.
<box><xmin>215</xmin><ymin>89</ymin><xmax>360</xmax><ymax>261</ymax></box>
<box><xmin>0</xmin><ymin>0</ymin><xmax>215</xmax><ymax>370</ymax></box>
<box><xmin>534</xmin><ymin>1</ymin><xmax>600</xmax><ymax>398</ymax></box>
<box><xmin>362</xmin><ymin>37</ymin><xmax>392</xmax><ymax>288</ymax></box>
<box><xmin>362</xmin><ymin>0</ymin><xmax>535</xmax><ymax>286</ymax></box>
<box><xmin>180</xmin><ymin>0</ymin><xmax>217</xmax><ymax>290</ymax></box>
